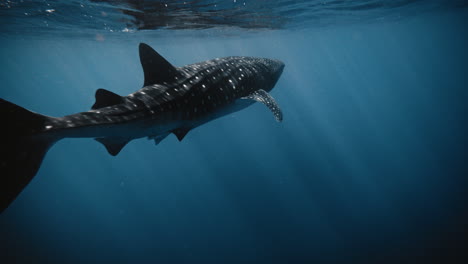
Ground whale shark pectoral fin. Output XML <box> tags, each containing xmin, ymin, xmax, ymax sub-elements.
<box><xmin>242</xmin><ymin>89</ymin><xmax>283</xmax><ymax>122</ymax></box>
<box><xmin>92</xmin><ymin>88</ymin><xmax>124</xmax><ymax>110</ymax></box>
<box><xmin>95</xmin><ymin>137</ymin><xmax>131</xmax><ymax>156</ymax></box>
<box><xmin>139</xmin><ymin>43</ymin><xmax>179</xmax><ymax>86</ymax></box>
<box><xmin>172</xmin><ymin>127</ymin><xmax>191</xmax><ymax>141</ymax></box>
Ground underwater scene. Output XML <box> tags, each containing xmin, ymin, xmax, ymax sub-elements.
<box><xmin>0</xmin><ymin>0</ymin><xmax>467</xmax><ymax>263</ymax></box>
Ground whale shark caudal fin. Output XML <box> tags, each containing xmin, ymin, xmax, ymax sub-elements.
<box><xmin>0</xmin><ymin>98</ymin><xmax>58</xmax><ymax>212</ymax></box>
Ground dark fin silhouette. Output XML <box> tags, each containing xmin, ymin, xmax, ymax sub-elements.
<box><xmin>139</xmin><ymin>43</ymin><xmax>180</xmax><ymax>86</ymax></box>
<box><xmin>172</xmin><ymin>127</ymin><xmax>191</xmax><ymax>141</ymax></box>
<box><xmin>95</xmin><ymin>137</ymin><xmax>131</xmax><ymax>156</ymax></box>
<box><xmin>92</xmin><ymin>88</ymin><xmax>124</xmax><ymax>110</ymax></box>
<box><xmin>0</xmin><ymin>98</ymin><xmax>57</xmax><ymax>213</ymax></box>
<box><xmin>148</xmin><ymin>132</ymin><xmax>170</xmax><ymax>145</ymax></box>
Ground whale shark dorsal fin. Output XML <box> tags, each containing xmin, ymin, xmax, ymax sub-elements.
<box><xmin>139</xmin><ymin>43</ymin><xmax>179</xmax><ymax>86</ymax></box>
<box><xmin>95</xmin><ymin>137</ymin><xmax>131</xmax><ymax>156</ymax></box>
<box><xmin>241</xmin><ymin>89</ymin><xmax>283</xmax><ymax>122</ymax></box>
<box><xmin>92</xmin><ymin>88</ymin><xmax>124</xmax><ymax>110</ymax></box>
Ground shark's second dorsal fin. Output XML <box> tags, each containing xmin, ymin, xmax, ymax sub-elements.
<box><xmin>92</xmin><ymin>89</ymin><xmax>124</xmax><ymax>110</ymax></box>
<box><xmin>139</xmin><ymin>43</ymin><xmax>179</xmax><ymax>86</ymax></box>
<box><xmin>95</xmin><ymin>137</ymin><xmax>131</xmax><ymax>156</ymax></box>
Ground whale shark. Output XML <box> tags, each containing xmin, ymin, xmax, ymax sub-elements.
<box><xmin>0</xmin><ymin>43</ymin><xmax>284</xmax><ymax>212</ymax></box>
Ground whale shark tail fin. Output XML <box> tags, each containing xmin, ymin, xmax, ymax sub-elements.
<box><xmin>0</xmin><ymin>98</ymin><xmax>57</xmax><ymax>212</ymax></box>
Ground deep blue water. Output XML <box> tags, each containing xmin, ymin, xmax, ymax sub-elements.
<box><xmin>1</xmin><ymin>1</ymin><xmax>467</xmax><ymax>263</ymax></box>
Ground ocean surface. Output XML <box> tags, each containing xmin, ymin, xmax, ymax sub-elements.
<box><xmin>1</xmin><ymin>1</ymin><xmax>467</xmax><ymax>263</ymax></box>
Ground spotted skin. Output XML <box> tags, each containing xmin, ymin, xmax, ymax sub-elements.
<box><xmin>242</xmin><ymin>89</ymin><xmax>283</xmax><ymax>122</ymax></box>
<box><xmin>41</xmin><ymin>48</ymin><xmax>285</xmax><ymax>146</ymax></box>
<box><xmin>0</xmin><ymin>43</ymin><xmax>285</xmax><ymax>211</ymax></box>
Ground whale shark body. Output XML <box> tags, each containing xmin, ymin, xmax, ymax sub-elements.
<box><xmin>0</xmin><ymin>43</ymin><xmax>284</xmax><ymax>212</ymax></box>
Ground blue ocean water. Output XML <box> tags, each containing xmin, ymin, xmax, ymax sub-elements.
<box><xmin>1</xmin><ymin>1</ymin><xmax>467</xmax><ymax>263</ymax></box>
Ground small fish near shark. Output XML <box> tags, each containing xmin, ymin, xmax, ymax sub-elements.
<box><xmin>0</xmin><ymin>43</ymin><xmax>285</xmax><ymax>212</ymax></box>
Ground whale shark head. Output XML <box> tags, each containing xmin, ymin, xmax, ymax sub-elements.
<box><xmin>179</xmin><ymin>56</ymin><xmax>285</xmax><ymax>98</ymax></box>
<box><xmin>135</xmin><ymin>43</ymin><xmax>285</xmax><ymax>124</ymax></box>
<box><xmin>256</xmin><ymin>58</ymin><xmax>285</xmax><ymax>92</ymax></box>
